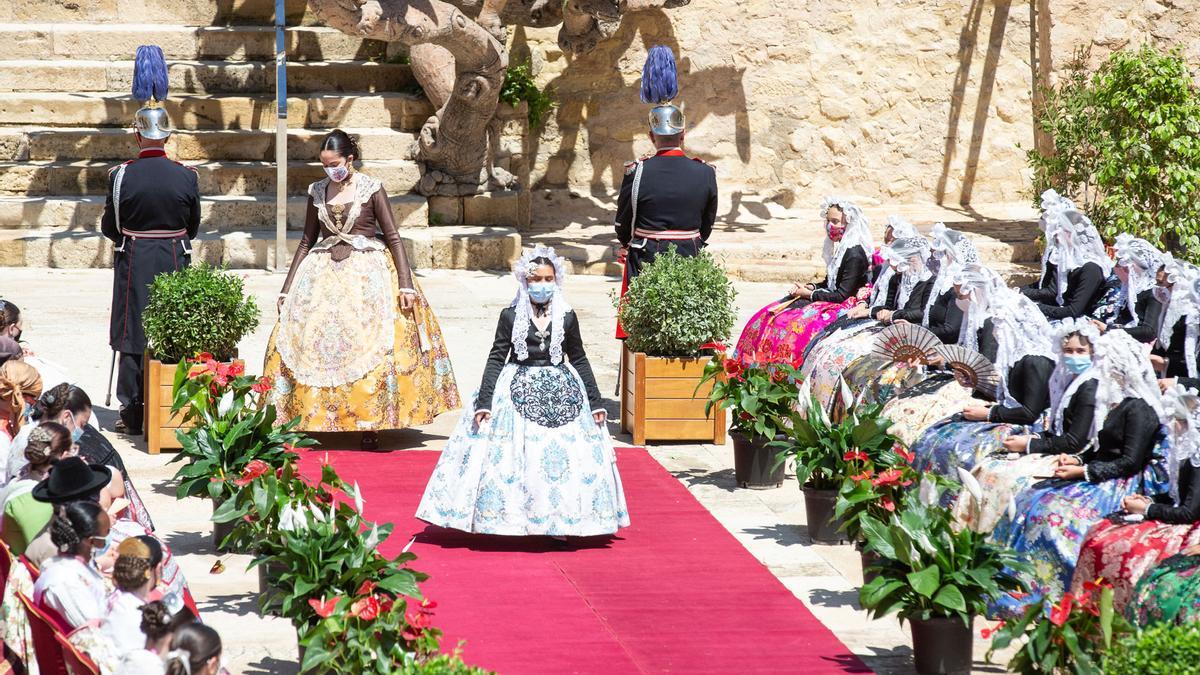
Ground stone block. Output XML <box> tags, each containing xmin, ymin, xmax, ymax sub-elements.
<box><xmin>462</xmin><ymin>190</ymin><xmax>529</xmax><ymax>229</ymax></box>
<box><xmin>0</xmin><ymin>61</ymin><xmax>109</xmax><ymax>92</ymax></box>
<box><xmin>52</xmin><ymin>26</ymin><xmax>197</xmax><ymax>59</ymax></box>
<box><xmin>427</xmin><ymin>226</ymin><xmax>521</xmax><ymax>271</ymax></box>
<box><xmin>427</xmin><ymin>196</ymin><xmax>462</xmax><ymax>225</ymax></box>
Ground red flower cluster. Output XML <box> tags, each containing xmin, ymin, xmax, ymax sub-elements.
<box><xmin>1049</xmin><ymin>594</ymin><xmax>1074</xmax><ymax>626</ymax></box>
<box><xmin>871</xmin><ymin>469</ymin><xmax>913</xmax><ymax>488</ymax></box>
<box><xmin>251</xmin><ymin>376</ymin><xmax>273</xmax><ymax>394</ymax></box>
<box><xmin>232</xmin><ymin>459</ymin><xmax>271</xmax><ymax>487</ymax></box>
<box><xmin>850</xmin><ymin>470</ymin><xmax>874</xmax><ymax>483</ymax></box>
<box><xmin>723</xmin><ymin>358</ymin><xmax>744</xmax><ymax>380</ymax></box>
<box><xmin>186</xmin><ymin>354</ymin><xmax>245</xmax><ymax>386</ymax></box>
<box><xmin>894</xmin><ymin>444</ymin><xmax>915</xmax><ymax>464</ymax></box>
<box><xmin>843</xmin><ymin>450</ymin><xmax>868</xmax><ymax>462</ymax></box>
<box><xmin>309</xmin><ymin>596</ymin><xmax>340</xmax><ymax>619</ymax></box>
<box><xmin>403</xmin><ymin>598</ymin><xmax>438</xmax><ymax>641</ymax></box>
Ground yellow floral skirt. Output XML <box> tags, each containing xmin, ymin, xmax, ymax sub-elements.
<box><xmin>263</xmin><ymin>246</ymin><xmax>460</xmax><ymax>432</ymax></box>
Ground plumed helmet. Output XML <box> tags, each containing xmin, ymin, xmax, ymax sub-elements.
<box><xmin>641</xmin><ymin>46</ymin><xmax>685</xmax><ymax>136</ymax></box>
<box><xmin>132</xmin><ymin>45</ymin><xmax>172</xmax><ymax>140</ymax></box>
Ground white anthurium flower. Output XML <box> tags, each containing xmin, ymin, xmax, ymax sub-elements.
<box><xmin>217</xmin><ymin>390</ymin><xmax>234</xmax><ymax>417</ymax></box>
<box><xmin>363</xmin><ymin>524</ymin><xmax>382</xmax><ymax>551</ymax></box>
<box><xmin>918</xmin><ymin>475</ymin><xmax>939</xmax><ymax>507</ymax></box>
<box><xmin>278</xmin><ymin>502</ymin><xmax>307</xmax><ymax>532</ymax></box>
<box><xmin>353</xmin><ymin>481</ymin><xmax>365</xmax><ymax>514</ymax></box>
<box><xmin>1007</xmin><ymin>496</ymin><xmax>1018</xmax><ymax>521</ymax></box>
<box><xmin>308</xmin><ymin>502</ymin><xmax>327</xmax><ymax>523</ymax></box>
<box><xmin>957</xmin><ymin>467</ymin><xmax>984</xmax><ymax>504</ymax></box>
<box><xmin>839</xmin><ymin>377</ymin><xmax>855</xmax><ymax>411</ymax></box>
<box><xmin>796</xmin><ymin>377</ymin><xmax>813</xmax><ymax>407</ymax></box>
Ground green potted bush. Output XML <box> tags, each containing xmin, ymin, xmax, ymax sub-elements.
<box><xmin>698</xmin><ymin>356</ymin><xmax>801</xmax><ymax>488</ymax></box>
<box><xmin>858</xmin><ymin>479</ymin><xmax>1028</xmax><ymax>675</ymax></box>
<box><xmin>771</xmin><ymin>388</ymin><xmax>897</xmax><ymax>544</ymax></box>
<box><xmin>142</xmin><ymin>263</ymin><xmax>259</xmax><ymax>453</ymax></box>
<box><xmin>613</xmin><ymin>248</ymin><xmax>737</xmax><ymax>444</ymax></box>
<box><xmin>1103</xmin><ymin>621</ymin><xmax>1200</xmax><ymax>675</ymax></box>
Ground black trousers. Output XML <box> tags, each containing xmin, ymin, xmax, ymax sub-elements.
<box><xmin>625</xmin><ymin>237</ymin><xmax>703</xmax><ymax>280</ymax></box>
<box><xmin>116</xmin><ymin>352</ymin><xmax>144</xmax><ymax>430</ymax></box>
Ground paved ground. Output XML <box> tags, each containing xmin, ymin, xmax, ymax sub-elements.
<box><xmin>0</xmin><ymin>267</ymin><xmax>1011</xmax><ymax>674</ymax></box>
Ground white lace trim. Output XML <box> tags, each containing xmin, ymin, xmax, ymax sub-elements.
<box><xmin>1113</xmin><ymin>234</ymin><xmax>1165</xmax><ymax>327</ymax></box>
<box><xmin>1163</xmin><ymin>382</ymin><xmax>1200</xmax><ymax>504</ymax></box>
<box><xmin>923</xmin><ymin>224</ymin><xmax>980</xmax><ymax>326</ymax></box>
<box><xmin>308</xmin><ymin>174</ymin><xmax>383</xmax><ymax>249</ymax></box>
<box><xmin>510</xmin><ymin>245</ymin><xmax>572</xmax><ymax>364</ymax></box>
<box><xmin>871</xmin><ymin>235</ymin><xmax>930</xmax><ymax>310</ymax></box>
<box><xmin>1036</xmin><ymin>188</ymin><xmax>1075</xmax><ymax>290</ymax></box>
<box><xmin>1047</xmin><ymin>208</ymin><xmax>1113</xmax><ymax>304</ymax></box>
<box><xmin>1156</xmin><ymin>257</ymin><xmax>1200</xmax><ymax>378</ymax></box>
<box><xmin>819</xmin><ymin>197</ymin><xmax>874</xmax><ymax>291</ymax></box>
<box><xmin>1092</xmin><ymin>331</ymin><xmax>1167</xmax><ymax>442</ymax></box>
<box><xmin>1046</xmin><ymin>317</ymin><xmax>1103</xmax><ymax>435</ymax></box>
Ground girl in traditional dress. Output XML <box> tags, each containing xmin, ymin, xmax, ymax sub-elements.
<box><xmin>989</xmin><ymin>331</ymin><xmax>1166</xmax><ymax>615</ymax></box>
<box><xmin>1094</xmin><ymin>234</ymin><xmax>1165</xmax><ymax>343</ymax></box>
<box><xmin>734</xmin><ymin>198</ymin><xmax>872</xmax><ymax>365</ymax></box>
<box><xmin>910</xmin><ymin>263</ymin><xmax>1055</xmax><ymax>479</ymax></box>
<box><xmin>1027</xmin><ymin>203</ymin><xmax>1113</xmax><ymax>321</ymax></box>
<box><xmin>1020</xmin><ymin>189</ymin><xmax>1071</xmax><ymax>303</ymax></box>
<box><xmin>921</xmin><ymin>224</ymin><xmax>975</xmax><ymax>344</ymax></box>
<box><xmin>1152</xmin><ymin>256</ymin><xmax>1200</xmax><ymax>382</ymax></box>
<box><xmin>265</xmin><ymin>130</ymin><xmax>459</xmax><ymax>449</ymax></box>
<box><xmin>952</xmin><ymin>318</ymin><xmax>1099</xmax><ymax>532</ymax></box>
<box><xmin>416</xmin><ymin>246</ymin><xmax>629</xmax><ymax>537</ymax></box>
<box><xmin>1072</xmin><ymin>384</ymin><xmax>1200</xmax><ymax>612</ymax></box>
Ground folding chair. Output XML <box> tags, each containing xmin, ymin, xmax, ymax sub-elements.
<box><xmin>54</xmin><ymin>631</ymin><xmax>100</xmax><ymax>675</ymax></box>
<box><xmin>15</xmin><ymin>592</ymin><xmax>68</xmax><ymax>675</ymax></box>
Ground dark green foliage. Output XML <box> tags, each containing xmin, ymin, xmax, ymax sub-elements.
<box><xmin>500</xmin><ymin>60</ymin><xmax>554</xmax><ymax>128</ymax></box>
<box><xmin>142</xmin><ymin>263</ymin><xmax>260</xmax><ymax>362</ymax></box>
<box><xmin>1105</xmin><ymin>622</ymin><xmax>1200</xmax><ymax>675</ymax></box>
<box><xmin>614</xmin><ymin>248</ymin><xmax>737</xmax><ymax>357</ymax></box>
<box><xmin>1029</xmin><ymin>44</ymin><xmax>1200</xmax><ymax>260</ymax></box>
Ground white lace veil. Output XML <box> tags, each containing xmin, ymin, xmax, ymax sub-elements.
<box><xmin>1048</xmin><ymin>209</ymin><xmax>1114</xmax><ymax>304</ymax></box>
<box><xmin>819</xmin><ymin>197</ymin><xmax>874</xmax><ymax>291</ymax></box>
<box><xmin>1156</xmin><ymin>256</ymin><xmax>1200</xmax><ymax>378</ymax></box>
<box><xmin>1092</xmin><ymin>330</ymin><xmax>1167</xmax><ymax>442</ymax></box>
<box><xmin>509</xmin><ymin>245</ymin><xmax>572</xmax><ymax>364</ymax></box>
<box><xmin>955</xmin><ymin>262</ymin><xmax>1055</xmax><ymax>404</ymax></box>
<box><xmin>923</xmin><ymin>223</ymin><xmax>981</xmax><ymax>325</ymax></box>
<box><xmin>885</xmin><ymin>216</ymin><xmax>920</xmax><ymax>242</ymax></box>
<box><xmin>873</xmin><ymin>236</ymin><xmax>932</xmax><ymax>310</ymax></box>
<box><xmin>1163</xmin><ymin>383</ymin><xmax>1200</xmax><ymax>504</ymax></box>
<box><xmin>1113</xmin><ymin>234</ymin><xmax>1166</xmax><ymax>326</ymax></box>
<box><xmin>870</xmin><ymin>218</ymin><xmax>926</xmax><ymax>309</ymax></box>
<box><xmin>1045</xmin><ymin>318</ymin><xmax>1102</xmax><ymax>435</ymax></box>
<box><xmin>1037</xmin><ymin>188</ymin><xmax>1075</xmax><ymax>289</ymax></box>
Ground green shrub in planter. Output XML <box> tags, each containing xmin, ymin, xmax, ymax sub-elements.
<box><xmin>143</xmin><ymin>263</ymin><xmax>260</xmax><ymax>362</ymax></box>
<box><xmin>614</xmin><ymin>248</ymin><xmax>736</xmax><ymax>357</ymax></box>
<box><xmin>1105</xmin><ymin>622</ymin><xmax>1200</xmax><ymax>675</ymax></box>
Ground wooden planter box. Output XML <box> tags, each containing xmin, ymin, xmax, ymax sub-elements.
<box><xmin>143</xmin><ymin>353</ymin><xmax>241</xmax><ymax>455</ymax></box>
<box><xmin>619</xmin><ymin>345</ymin><xmax>726</xmax><ymax>446</ymax></box>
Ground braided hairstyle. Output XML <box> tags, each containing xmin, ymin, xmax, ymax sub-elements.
<box><xmin>165</xmin><ymin>623</ymin><xmax>222</xmax><ymax>675</ymax></box>
<box><xmin>24</xmin><ymin>422</ymin><xmax>70</xmax><ymax>472</ymax></box>
<box><xmin>140</xmin><ymin>601</ymin><xmax>196</xmax><ymax>642</ymax></box>
<box><xmin>49</xmin><ymin>500</ymin><xmax>104</xmax><ymax>555</ymax></box>
<box><xmin>112</xmin><ymin>535</ymin><xmax>164</xmax><ymax>593</ymax></box>
<box><xmin>31</xmin><ymin>383</ymin><xmax>91</xmax><ymax>423</ymax></box>
<box><xmin>0</xmin><ymin>300</ymin><xmax>18</xmax><ymax>336</ymax></box>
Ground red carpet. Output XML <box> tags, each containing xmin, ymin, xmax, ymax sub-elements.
<box><xmin>298</xmin><ymin>448</ymin><xmax>866</xmax><ymax>674</ymax></box>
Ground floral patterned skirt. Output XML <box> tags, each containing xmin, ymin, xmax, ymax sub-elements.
<box><xmin>882</xmin><ymin>376</ymin><xmax>975</xmax><ymax>447</ymax></box>
<box><xmin>841</xmin><ymin>354</ymin><xmax>926</xmax><ymax>408</ymax></box>
<box><xmin>989</xmin><ymin>463</ymin><xmax>1165</xmax><ymax>617</ymax></box>
<box><xmin>952</xmin><ymin>453</ymin><xmax>1058</xmax><ymax>533</ymax></box>
<box><xmin>800</xmin><ymin>321</ymin><xmax>881</xmax><ymax>406</ymax></box>
<box><xmin>734</xmin><ymin>296</ymin><xmax>857</xmax><ymax>366</ymax></box>
<box><xmin>910</xmin><ymin>419</ymin><xmax>1018</xmax><ymax>480</ymax></box>
<box><xmin>1127</xmin><ymin>553</ymin><xmax>1200</xmax><ymax>627</ymax></box>
<box><xmin>416</xmin><ymin>363</ymin><xmax>629</xmax><ymax>536</ymax></box>
<box><xmin>1072</xmin><ymin>518</ymin><xmax>1200</xmax><ymax>613</ymax></box>
<box><xmin>264</xmin><ymin>248</ymin><xmax>460</xmax><ymax>432</ymax></box>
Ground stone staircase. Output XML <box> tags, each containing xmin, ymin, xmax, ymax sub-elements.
<box><xmin>0</xmin><ymin>0</ymin><xmax>522</xmax><ymax>270</ymax></box>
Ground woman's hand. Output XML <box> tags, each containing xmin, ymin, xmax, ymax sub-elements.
<box><xmin>474</xmin><ymin>411</ymin><xmax>491</xmax><ymax>427</ymax></box>
<box><xmin>1056</xmin><ymin>453</ymin><xmax>1081</xmax><ymax>466</ymax></box>
<box><xmin>1054</xmin><ymin>463</ymin><xmax>1086</xmax><ymax>480</ymax></box>
<box><xmin>593</xmin><ymin>410</ymin><xmax>607</xmax><ymax>426</ymax></box>
<box><xmin>789</xmin><ymin>283</ymin><xmax>812</xmax><ymax>299</ymax></box>
<box><xmin>846</xmin><ymin>303</ymin><xmax>869</xmax><ymax>320</ymax></box>
<box><xmin>1090</xmin><ymin>319</ymin><xmax>1108</xmax><ymax>334</ymax></box>
<box><xmin>399</xmin><ymin>292</ymin><xmax>416</xmax><ymax>311</ymax></box>
<box><xmin>1160</xmin><ymin>377</ymin><xmax>1178</xmax><ymax>393</ymax></box>
<box><xmin>876</xmin><ymin>309</ymin><xmax>893</xmax><ymax>323</ymax></box>
<box><xmin>1122</xmin><ymin>494</ymin><xmax>1152</xmax><ymax>515</ymax></box>
<box><xmin>962</xmin><ymin>405</ymin><xmax>991</xmax><ymax>422</ymax></box>
<box><xmin>1002</xmin><ymin>435</ymin><xmax>1030</xmax><ymax>454</ymax></box>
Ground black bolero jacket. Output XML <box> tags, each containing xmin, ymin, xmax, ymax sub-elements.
<box><xmin>925</xmin><ymin>289</ymin><xmax>965</xmax><ymax>345</ymax></box>
<box><xmin>1035</xmin><ymin>262</ymin><xmax>1106</xmax><ymax>320</ymax></box>
<box><xmin>1081</xmin><ymin>397</ymin><xmax>1159</xmax><ymax>483</ymax></box>
<box><xmin>1149</xmin><ymin>462</ymin><xmax>1200</xmax><ymax>524</ymax></box>
<box><xmin>1028</xmin><ymin>379</ymin><xmax>1098</xmax><ymax>455</ymax></box>
<box><xmin>811</xmin><ymin>247</ymin><xmax>869</xmax><ymax>304</ymax></box>
<box><xmin>474</xmin><ymin>306</ymin><xmax>603</xmax><ymax>413</ymax></box>
<box><xmin>1111</xmin><ymin>289</ymin><xmax>1164</xmax><ymax>344</ymax></box>
<box><xmin>1022</xmin><ymin>263</ymin><xmax>1058</xmax><ymax>304</ymax></box>
<box><xmin>976</xmin><ymin>320</ymin><xmax>1054</xmax><ymax>425</ymax></box>
<box><xmin>1158</xmin><ymin>316</ymin><xmax>1198</xmax><ymax>379</ymax></box>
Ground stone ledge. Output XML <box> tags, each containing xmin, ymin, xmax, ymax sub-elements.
<box><xmin>0</xmin><ymin>0</ymin><xmax>312</xmax><ymax>25</ymax></box>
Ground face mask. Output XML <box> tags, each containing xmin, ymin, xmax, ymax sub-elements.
<box><xmin>69</xmin><ymin>421</ymin><xmax>84</xmax><ymax>443</ymax></box>
<box><xmin>528</xmin><ymin>282</ymin><xmax>555</xmax><ymax>304</ymax></box>
<box><xmin>826</xmin><ymin>222</ymin><xmax>845</xmax><ymax>240</ymax></box>
<box><xmin>324</xmin><ymin>165</ymin><xmax>350</xmax><ymax>183</ymax></box>
<box><xmin>955</xmin><ymin>297</ymin><xmax>971</xmax><ymax>312</ymax></box>
<box><xmin>1064</xmin><ymin>355</ymin><xmax>1092</xmax><ymax>375</ymax></box>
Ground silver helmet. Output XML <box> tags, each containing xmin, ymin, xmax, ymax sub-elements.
<box><xmin>641</xmin><ymin>46</ymin><xmax>685</xmax><ymax>137</ymax></box>
<box><xmin>648</xmin><ymin>104</ymin><xmax>685</xmax><ymax>136</ymax></box>
<box><xmin>131</xmin><ymin>45</ymin><xmax>172</xmax><ymax>140</ymax></box>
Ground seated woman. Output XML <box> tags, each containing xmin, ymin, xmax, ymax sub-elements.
<box><xmin>164</xmin><ymin>623</ymin><xmax>223</xmax><ymax>675</ymax></box>
<box><xmin>104</xmin><ymin>536</ymin><xmax>165</xmax><ymax>656</ymax></box>
<box><xmin>734</xmin><ymin>198</ymin><xmax>872</xmax><ymax>365</ymax></box>
<box><xmin>1020</xmin><ymin>188</ymin><xmax>1072</xmax><ymax>304</ymax></box>
<box><xmin>1126</xmin><ymin>547</ymin><xmax>1200</xmax><ymax>627</ymax></box>
<box><xmin>866</xmin><ymin>216</ymin><xmax>921</xmax><ymax>301</ymax></box>
<box><xmin>802</xmin><ymin>234</ymin><xmax>934</xmax><ymax>407</ymax></box>
<box><xmin>1032</xmin><ymin>207</ymin><xmax>1112</xmax><ymax>321</ymax></box>
<box><xmin>0</xmin><ymin>360</ymin><xmax>42</xmax><ymax>472</ymax></box>
<box><xmin>1153</xmin><ymin>256</ymin><xmax>1200</xmax><ymax>381</ymax></box>
<box><xmin>1072</xmin><ymin>384</ymin><xmax>1200</xmax><ymax>612</ymax></box>
<box><xmin>0</xmin><ymin>422</ymin><xmax>71</xmax><ymax>554</ymax></box>
<box><xmin>953</xmin><ymin>319</ymin><xmax>1100</xmax><ymax>532</ymax></box>
<box><xmin>33</xmin><ymin>500</ymin><xmax>112</xmax><ymax>629</ymax></box>
<box><xmin>115</xmin><ymin>601</ymin><xmax>196</xmax><ymax>675</ymax></box>
<box><xmin>1096</xmin><ymin>234</ymin><xmax>1165</xmax><ymax>343</ymax></box>
<box><xmin>910</xmin><ymin>263</ymin><xmax>1055</xmax><ymax>478</ymax></box>
<box><xmin>417</xmin><ymin>246</ymin><xmax>628</xmax><ymax>536</ymax></box>
<box><xmin>989</xmin><ymin>331</ymin><xmax>1166</xmax><ymax>615</ymax></box>
<box><xmin>920</xmin><ymin>224</ymin><xmax>975</xmax><ymax>344</ymax></box>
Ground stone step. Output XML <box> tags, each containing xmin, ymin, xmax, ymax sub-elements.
<box><xmin>0</xmin><ymin>92</ymin><xmax>432</xmax><ymax>131</ymax></box>
<box><xmin>0</xmin><ymin>225</ymin><xmax>521</xmax><ymax>271</ymax></box>
<box><xmin>0</xmin><ymin>0</ymin><xmax>314</xmax><ymax>25</ymax></box>
<box><xmin>5</xmin><ymin>127</ymin><xmax>418</xmax><ymax>162</ymax></box>
<box><xmin>0</xmin><ymin>193</ymin><xmax>429</xmax><ymax>232</ymax></box>
<box><xmin>0</xmin><ymin>59</ymin><xmax>414</xmax><ymax>95</ymax></box>
<box><xmin>3</xmin><ymin>24</ymin><xmax>388</xmax><ymax>62</ymax></box>
<box><xmin>0</xmin><ymin>159</ymin><xmax>421</xmax><ymax>197</ymax></box>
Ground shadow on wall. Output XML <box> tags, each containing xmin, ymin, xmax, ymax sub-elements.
<box><xmin>521</xmin><ymin>9</ymin><xmax>750</xmax><ymax>202</ymax></box>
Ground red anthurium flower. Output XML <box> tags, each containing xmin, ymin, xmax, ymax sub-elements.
<box><xmin>850</xmin><ymin>470</ymin><xmax>874</xmax><ymax>482</ymax></box>
<box><xmin>356</xmin><ymin>580</ymin><xmax>377</xmax><ymax>597</ymax></box>
<box><xmin>1082</xmin><ymin>577</ymin><xmax>1111</xmax><ymax>592</ymax></box>
<box><xmin>251</xmin><ymin>376</ymin><xmax>272</xmax><ymax>393</ymax></box>
<box><xmin>843</xmin><ymin>450</ymin><xmax>869</xmax><ymax>462</ymax></box>
<box><xmin>309</xmin><ymin>596</ymin><xmax>340</xmax><ymax>618</ymax></box>
<box><xmin>879</xmin><ymin>496</ymin><xmax>896</xmax><ymax>512</ymax></box>
<box><xmin>233</xmin><ymin>459</ymin><xmax>270</xmax><ymax>487</ymax></box>
<box><xmin>1048</xmin><ymin>594</ymin><xmax>1074</xmax><ymax>626</ymax></box>
<box><xmin>979</xmin><ymin>620</ymin><xmax>1005</xmax><ymax>639</ymax></box>
<box><xmin>350</xmin><ymin>596</ymin><xmax>381</xmax><ymax>622</ymax></box>
<box><xmin>229</xmin><ymin>361</ymin><xmax>245</xmax><ymax>377</ymax></box>
<box><xmin>187</xmin><ymin>363</ymin><xmax>210</xmax><ymax>379</ymax></box>
<box><xmin>402</xmin><ymin>609</ymin><xmax>431</xmax><ymax>641</ymax></box>
<box><xmin>419</xmin><ymin>598</ymin><xmax>438</xmax><ymax>613</ymax></box>
<box><xmin>871</xmin><ymin>469</ymin><xmax>905</xmax><ymax>487</ymax></box>
<box><xmin>379</xmin><ymin>596</ymin><xmax>395</xmax><ymax>614</ymax></box>
<box><xmin>189</xmin><ymin>352</ymin><xmax>214</xmax><ymax>363</ymax></box>
<box><xmin>895</xmin><ymin>446</ymin><xmax>915</xmax><ymax>464</ymax></box>
<box><xmin>723</xmin><ymin>358</ymin><xmax>744</xmax><ymax>380</ymax></box>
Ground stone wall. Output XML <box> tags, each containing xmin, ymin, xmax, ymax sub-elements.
<box><xmin>512</xmin><ymin>0</ymin><xmax>1200</xmax><ymax>211</ymax></box>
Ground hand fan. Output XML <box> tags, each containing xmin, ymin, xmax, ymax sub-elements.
<box><xmin>872</xmin><ymin>323</ymin><xmax>941</xmax><ymax>365</ymax></box>
<box><xmin>938</xmin><ymin>344</ymin><xmax>999</xmax><ymax>396</ymax></box>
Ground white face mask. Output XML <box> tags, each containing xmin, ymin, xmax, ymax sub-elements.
<box><xmin>324</xmin><ymin>165</ymin><xmax>350</xmax><ymax>183</ymax></box>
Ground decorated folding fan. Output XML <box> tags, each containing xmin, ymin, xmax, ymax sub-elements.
<box><xmin>872</xmin><ymin>323</ymin><xmax>941</xmax><ymax>365</ymax></box>
<box><xmin>937</xmin><ymin>344</ymin><xmax>999</xmax><ymax>395</ymax></box>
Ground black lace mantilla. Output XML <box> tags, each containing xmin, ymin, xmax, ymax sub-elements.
<box><xmin>509</xmin><ymin>365</ymin><xmax>584</xmax><ymax>428</ymax></box>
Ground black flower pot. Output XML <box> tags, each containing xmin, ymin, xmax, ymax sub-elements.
<box><xmin>257</xmin><ymin>561</ymin><xmax>287</xmax><ymax>615</ymax></box>
<box><xmin>910</xmin><ymin>615</ymin><xmax>973</xmax><ymax>675</ymax></box>
<box><xmin>732</xmin><ymin>431</ymin><xmax>785</xmax><ymax>489</ymax></box>
<box><xmin>859</xmin><ymin>547</ymin><xmax>881</xmax><ymax>587</ymax></box>
<box><xmin>801</xmin><ymin>485</ymin><xmax>848</xmax><ymax>544</ymax></box>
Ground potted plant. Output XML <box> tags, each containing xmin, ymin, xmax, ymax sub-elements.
<box><xmin>834</xmin><ymin>443</ymin><xmax>922</xmax><ymax>582</ymax></box>
<box><xmin>171</xmin><ymin>359</ymin><xmax>313</xmax><ymax>550</ymax></box>
<box><xmin>698</xmin><ymin>355</ymin><xmax>801</xmax><ymax>488</ymax></box>
<box><xmin>142</xmin><ymin>263</ymin><xmax>259</xmax><ymax>453</ymax></box>
<box><xmin>772</xmin><ymin>387</ymin><xmax>898</xmax><ymax>544</ymax></box>
<box><xmin>1104</xmin><ymin>621</ymin><xmax>1200</xmax><ymax>675</ymax></box>
<box><xmin>858</xmin><ymin>480</ymin><xmax>1028</xmax><ymax>675</ymax></box>
<box><xmin>987</xmin><ymin>577</ymin><xmax>1133</xmax><ymax>675</ymax></box>
<box><xmin>613</xmin><ymin>248</ymin><xmax>737</xmax><ymax>444</ymax></box>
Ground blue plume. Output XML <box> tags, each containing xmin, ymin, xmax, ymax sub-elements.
<box><xmin>640</xmin><ymin>46</ymin><xmax>678</xmax><ymax>104</ymax></box>
<box><xmin>132</xmin><ymin>45</ymin><xmax>169</xmax><ymax>102</ymax></box>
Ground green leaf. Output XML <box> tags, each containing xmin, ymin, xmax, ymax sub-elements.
<box><xmin>907</xmin><ymin>566</ymin><xmax>940</xmax><ymax>599</ymax></box>
<box><xmin>932</xmin><ymin>585</ymin><xmax>967</xmax><ymax>613</ymax></box>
